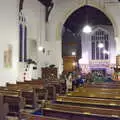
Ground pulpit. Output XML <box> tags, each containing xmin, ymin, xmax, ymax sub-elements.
<box><xmin>41</xmin><ymin>67</ymin><xmax>57</xmax><ymax>79</ymax></box>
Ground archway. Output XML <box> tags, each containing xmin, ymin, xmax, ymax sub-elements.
<box><xmin>62</xmin><ymin>5</ymin><xmax>116</xmax><ymax>75</ymax></box>
<box><xmin>59</xmin><ymin>2</ymin><xmax>118</xmax><ymax>39</ymax></box>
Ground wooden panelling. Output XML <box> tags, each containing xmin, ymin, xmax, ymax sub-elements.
<box><xmin>63</xmin><ymin>56</ymin><xmax>76</xmax><ymax>72</ymax></box>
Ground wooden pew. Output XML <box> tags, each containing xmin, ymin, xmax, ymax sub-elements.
<box><xmin>0</xmin><ymin>88</ymin><xmax>24</xmax><ymax>117</ymax></box>
<box><xmin>24</xmin><ymin>79</ymin><xmax>65</xmax><ymax>97</ymax></box>
<box><xmin>23</xmin><ymin>80</ymin><xmax>57</xmax><ymax>100</ymax></box>
<box><xmin>67</xmin><ymin>87</ymin><xmax>120</xmax><ymax>99</ymax></box>
<box><xmin>6</xmin><ymin>83</ymin><xmax>38</xmax><ymax>109</ymax></box>
<box><xmin>24</xmin><ymin>80</ymin><xmax>45</xmax><ymax>87</ymax></box>
<box><xmin>43</xmin><ymin>83</ymin><xmax>120</xmax><ymax>120</ymax></box>
<box><xmin>56</xmin><ymin>95</ymin><xmax>120</xmax><ymax>108</ymax></box>
<box><xmin>78</xmin><ymin>87</ymin><xmax>120</xmax><ymax>94</ymax></box>
<box><xmin>19</xmin><ymin>80</ymin><xmax>56</xmax><ymax>100</ymax></box>
<box><xmin>17</xmin><ymin>81</ymin><xmax>44</xmax><ymax>89</ymax></box>
<box><xmin>17</xmin><ymin>81</ymin><xmax>48</xmax><ymax>102</ymax></box>
<box><xmin>46</xmin><ymin>85</ymin><xmax>56</xmax><ymax>100</ymax></box>
<box><xmin>21</xmin><ymin>112</ymin><xmax>67</xmax><ymax>120</ymax></box>
<box><xmin>44</xmin><ymin>79</ymin><xmax>65</xmax><ymax>95</ymax></box>
<box><xmin>48</xmin><ymin>83</ymin><xmax>61</xmax><ymax>95</ymax></box>
<box><xmin>17</xmin><ymin>80</ymin><xmax>65</xmax><ymax>101</ymax></box>
<box><xmin>43</xmin><ymin>103</ymin><xmax>120</xmax><ymax>120</ymax></box>
<box><xmin>59</xmin><ymin>82</ymin><xmax>66</xmax><ymax>94</ymax></box>
<box><xmin>84</xmin><ymin>82</ymin><xmax>120</xmax><ymax>88</ymax></box>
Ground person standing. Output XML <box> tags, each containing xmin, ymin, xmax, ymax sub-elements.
<box><xmin>66</xmin><ymin>72</ymin><xmax>73</xmax><ymax>93</ymax></box>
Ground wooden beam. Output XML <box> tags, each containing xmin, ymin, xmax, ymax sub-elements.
<box><xmin>38</xmin><ymin>0</ymin><xmax>52</xmax><ymax>7</ymax></box>
<box><xmin>19</xmin><ymin>0</ymin><xmax>24</xmax><ymax>12</ymax></box>
<box><xmin>38</xmin><ymin>0</ymin><xmax>54</xmax><ymax>22</ymax></box>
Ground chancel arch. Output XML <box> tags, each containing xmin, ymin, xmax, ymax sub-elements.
<box><xmin>62</xmin><ymin>5</ymin><xmax>116</xmax><ymax>74</ymax></box>
<box><xmin>59</xmin><ymin>1</ymin><xmax>118</xmax><ymax>38</ymax></box>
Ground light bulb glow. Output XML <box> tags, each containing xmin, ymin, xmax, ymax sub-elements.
<box><xmin>103</xmin><ymin>49</ymin><xmax>109</xmax><ymax>55</ymax></box>
<box><xmin>72</xmin><ymin>52</ymin><xmax>76</xmax><ymax>56</ymax></box>
<box><xmin>98</xmin><ymin>43</ymin><xmax>104</xmax><ymax>48</ymax></box>
<box><xmin>72</xmin><ymin>62</ymin><xmax>76</xmax><ymax>66</ymax></box>
<box><xmin>38</xmin><ymin>46</ymin><xmax>44</xmax><ymax>51</ymax></box>
<box><xmin>82</xmin><ymin>25</ymin><xmax>92</xmax><ymax>33</ymax></box>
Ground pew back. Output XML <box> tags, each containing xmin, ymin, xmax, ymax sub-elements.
<box><xmin>56</xmin><ymin>95</ymin><xmax>120</xmax><ymax>107</ymax></box>
<box><xmin>43</xmin><ymin>103</ymin><xmax>120</xmax><ymax>118</ymax></box>
<box><xmin>68</xmin><ymin>87</ymin><xmax>120</xmax><ymax>99</ymax></box>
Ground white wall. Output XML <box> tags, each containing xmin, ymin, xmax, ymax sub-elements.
<box><xmin>22</xmin><ymin>0</ymin><xmax>63</xmax><ymax>77</ymax></box>
<box><xmin>0</xmin><ymin>0</ymin><xmax>19</xmax><ymax>86</ymax></box>
<box><xmin>28</xmin><ymin>39</ymin><xmax>37</xmax><ymax>61</ymax></box>
<box><xmin>22</xmin><ymin>0</ymin><xmax>47</xmax><ymax>78</ymax></box>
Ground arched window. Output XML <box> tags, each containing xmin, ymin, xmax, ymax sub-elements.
<box><xmin>91</xmin><ymin>29</ymin><xmax>109</xmax><ymax>60</ymax></box>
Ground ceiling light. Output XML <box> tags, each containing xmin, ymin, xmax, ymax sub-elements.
<box><xmin>38</xmin><ymin>46</ymin><xmax>44</xmax><ymax>51</ymax></box>
<box><xmin>72</xmin><ymin>52</ymin><xmax>76</xmax><ymax>56</ymax></box>
<box><xmin>72</xmin><ymin>62</ymin><xmax>76</xmax><ymax>66</ymax></box>
<box><xmin>82</xmin><ymin>25</ymin><xmax>92</xmax><ymax>34</ymax></box>
<box><xmin>82</xmin><ymin>3</ymin><xmax>92</xmax><ymax>34</ymax></box>
<box><xmin>98</xmin><ymin>43</ymin><xmax>104</xmax><ymax>48</ymax></box>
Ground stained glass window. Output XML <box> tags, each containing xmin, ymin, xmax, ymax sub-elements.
<box><xmin>91</xmin><ymin>29</ymin><xmax>109</xmax><ymax>60</ymax></box>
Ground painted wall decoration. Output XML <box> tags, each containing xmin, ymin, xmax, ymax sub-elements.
<box><xmin>4</xmin><ymin>44</ymin><xmax>12</xmax><ymax>68</ymax></box>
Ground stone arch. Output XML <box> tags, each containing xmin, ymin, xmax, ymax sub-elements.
<box><xmin>58</xmin><ymin>2</ymin><xmax>118</xmax><ymax>41</ymax></box>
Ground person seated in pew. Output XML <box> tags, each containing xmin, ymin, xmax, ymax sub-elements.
<box><xmin>74</xmin><ymin>75</ymin><xmax>85</xmax><ymax>88</ymax></box>
<box><xmin>104</xmin><ymin>74</ymin><xmax>113</xmax><ymax>82</ymax></box>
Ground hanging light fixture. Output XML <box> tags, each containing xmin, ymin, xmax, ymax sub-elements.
<box><xmin>83</xmin><ymin>25</ymin><xmax>92</xmax><ymax>33</ymax></box>
<box><xmin>82</xmin><ymin>0</ymin><xmax>92</xmax><ymax>34</ymax></box>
